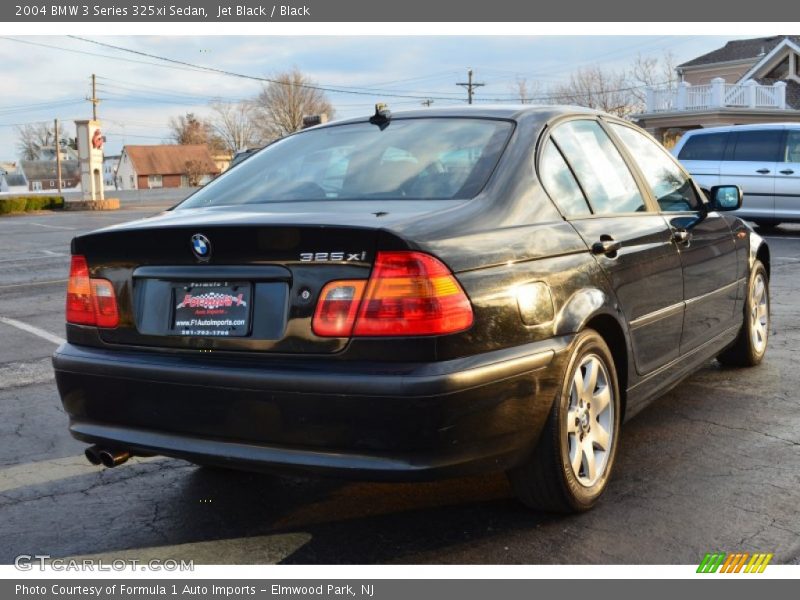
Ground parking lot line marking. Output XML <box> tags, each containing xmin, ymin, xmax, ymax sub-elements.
<box><xmin>0</xmin><ymin>254</ymin><xmax>68</xmax><ymax>264</ymax></box>
<box><xmin>0</xmin><ymin>278</ymin><xmax>67</xmax><ymax>290</ymax></box>
<box><xmin>61</xmin><ymin>532</ymin><xmax>313</xmax><ymax>565</ymax></box>
<box><xmin>21</xmin><ymin>222</ymin><xmax>75</xmax><ymax>230</ymax></box>
<box><xmin>0</xmin><ymin>316</ymin><xmax>65</xmax><ymax>345</ymax></box>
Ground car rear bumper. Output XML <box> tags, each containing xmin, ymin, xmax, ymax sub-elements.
<box><xmin>53</xmin><ymin>337</ymin><xmax>570</xmax><ymax>480</ymax></box>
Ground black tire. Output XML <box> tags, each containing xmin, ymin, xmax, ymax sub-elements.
<box><xmin>717</xmin><ymin>260</ymin><xmax>769</xmax><ymax>367</ymax></box>
<box><xmin>507</xmin><ymin>329</ymin><xmax>621</xmax><ymax>513</ymax></box>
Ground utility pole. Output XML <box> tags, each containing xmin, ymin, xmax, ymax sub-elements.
<box><xmin>421</xmin><ymin>99</ymin><xmax>434</xmax><ymax>107</ymax></box>
<box><xmin>87</xmin><ymin>73</ymin><xmax>100</xmax><ymax>121</ymax></box>
<box><xmin>54</xmin><ymin>118</ymin><xmax>62</xmax><ymax>195</ymax></box>
<box><xmin>456</xmin><ymin>69</ymin><xmax>485</xmax><ymax>105</ymax></box>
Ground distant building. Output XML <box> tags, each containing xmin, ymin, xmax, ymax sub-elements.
<box><xmin>637</xmin><ymin>35</ymin><xmax>800</xmax><ymax>143</ymax></box>
<box><xmin>36</xmin><ymin>145</ymin><xmax>79</xmax><ymax>162</ymax></box>
<box><xmin>0</xmin><ymin>169</ymin><xmax>28</xmax><ymax>194</ymax></box>
<box><xmin>103</xmin><ymin>154</ymin><xmax>120</xmax><ymax>189</ymax></box>
<box><xmin>116</xmin><ymin>144</ymin><xmax>221</xmax><ymax>190</ymax></box>
<box><xmin>19</xmin><ymin>160</ymin><xmax>81</xmax><ymax>192</ymax></box>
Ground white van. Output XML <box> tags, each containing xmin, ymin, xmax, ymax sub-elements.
<box><xmin>672</xmin><ymin>123</ymin><xmax>800</xmax><ymax>228</ymax></box>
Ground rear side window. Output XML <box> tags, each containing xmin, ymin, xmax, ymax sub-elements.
<box><xmin>538</xmin><ymin>140</ymin><xmax>591</xmax><ymax>217</ymax></box>
<box><xmin>677</xmin><ymin>132</ymin><xmax>729</xmax><ymax>161</ymax></box>
<box><xmin>551</xmin><ymin>120</ymin><xmax>646</xmax><ymax>214</ymax></box>
<box><xmin>610</xmin><ymin>124</ymin><xmax>701</xmax><ymax>212</ymax></box>
<box><xmin>731</xmin><ymin>130</ymin><xmax>783</xmax><ymax>162</ymax></box>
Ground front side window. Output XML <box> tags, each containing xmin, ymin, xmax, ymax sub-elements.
<box><xmin>538</xmin><ymin>140</ymin><xmax>591</xmax><ymax>217</ymax></box>
<box><xmin>551</xmin><ymin>120</ymin><xmax>646</xmax><ymax>214</ymax></box>
<box><xmin>179</xmin><ymin>118</ymin><xmax>513</xmax><ymax>209</ymax></box>
<box><xmin>783</xmin><ymin>130</ymin><xmax>800</xmax><ymax>163</ymax></box>
<box><xmin>731</xmin><ymin>130</ymin><xmax>783</xmax><ymax>162</ymax></box>
<box><xmin>611</xmin><ymin>124</ymin><xmax>701</xmax><ymax>212</ymax></box>
<box><xmin>148</xmin><ymin>174</ymin><xmax>163</xmax><ymax>188</ymax></box>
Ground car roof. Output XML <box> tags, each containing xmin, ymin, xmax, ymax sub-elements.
<box><xmin>316</xmin><ymin>104</ymin><xmax>603</xmax><ymax>128</ymax></box>
<box><xmin>682</xmin><ymin>123</ymin><xmax>800</xmax><ymax>136</ymax></box>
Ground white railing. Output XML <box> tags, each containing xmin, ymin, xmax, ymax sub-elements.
<box><xmin>645</xmin><ymin>78</ymin><xmax>787</xmax><ymax>113</ymax></box>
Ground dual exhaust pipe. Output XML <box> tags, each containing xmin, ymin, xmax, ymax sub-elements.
<box><xmin>84</xmin><ymin>445</ymin><xmax>131</xmax><ymax>468</ymax></box>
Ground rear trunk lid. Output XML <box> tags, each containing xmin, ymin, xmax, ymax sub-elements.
<box><xmin>71</xmin><ymin>200</ymin><xmax>462</xmax><ymax>354</ymax></box>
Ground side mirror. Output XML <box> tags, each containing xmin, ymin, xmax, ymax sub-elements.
<box><xmin>708</xmin><ymin>185</ymin><xmax>743</xmax><ymax>211</ymax></box>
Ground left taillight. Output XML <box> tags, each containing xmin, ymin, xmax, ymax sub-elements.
<box><xmin>66</xmin><ymin>255</ymin><xmax>119</xmax><ymax>328</ymax></box>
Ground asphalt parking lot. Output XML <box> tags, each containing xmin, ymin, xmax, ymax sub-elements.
<box><xmin>0</xmin><ymin>204</ymin><xmax>799</xmax><ymax>565</ymax></box>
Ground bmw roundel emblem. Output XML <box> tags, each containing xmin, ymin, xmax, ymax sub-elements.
<box><xmin>191</xmin><ymin>233</ymin><xmax>211</xmax><ymax>261</ymax></box>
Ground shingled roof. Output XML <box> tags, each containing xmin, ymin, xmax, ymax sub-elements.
<box><xmin>680</xmin><ymin>36</ymin><xmax>800</xmax><ymax>68</ymax></box>
<box><xmin>20</xmin><ymin>160</ymin><xmax>80</xmax><ymax>181</ymax></box>
<box><xmin>123</xmin><ymin>144</ymin><xmax>220</xmax><ymax>176</ymax></box>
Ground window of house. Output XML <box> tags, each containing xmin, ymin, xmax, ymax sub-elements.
<box><xmin>148</xmin><ymin>174</ymin><xmax>163</xmax><ymax>188</ymax></box>
<box><xmin>32</xmin><ymin>181</ymin><xmax>42</xmax><ymax>191</ymax></box>
<box><xmin>550</xmin><ymin>119</ymin><xmax>646</xmax><ymax>214</ymax></box>
<box><xmin>538</xmin><ymin>139</ymin><xmax>591</xmax><ymax>217</ymax></box>
<box><xmin>731</xmin><ymin>130</ymin><xmax>783</xmax><ymax>162</ymax></box>
<box><xmin>610</xmin><ymin>124</ymin><xmax>701</xmax><ymax>212</ymax></box>
<box><xmin>766</xmin><ymin>54</ymin><xmax>791</xmax><ymax>80</ymax></box>
<box><xmin>180</xmin><ymin>175</ymin><xmax>190</xmax><ymax>187</ymax></box>
<box><xmin>678</xmin><ymin>132</ymin><xmax>729</xmax><ymax>161</ymax></box>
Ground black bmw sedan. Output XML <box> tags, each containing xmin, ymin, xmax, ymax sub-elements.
<box><xmin>53</xmin><ymin>106</ymin><xmax>770</xmax><ymax>513</ymax></box>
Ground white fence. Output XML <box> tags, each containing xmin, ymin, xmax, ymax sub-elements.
<box><xmin>645</xmin><ymin>78</ymin><xmax>787</xmax><ymax>113</ymax></box>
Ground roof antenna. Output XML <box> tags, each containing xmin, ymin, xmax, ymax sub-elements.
<box><xmin>369</xmin><ymin>103</ymin><xmax>392</xmax><ymax>129</ymax></box>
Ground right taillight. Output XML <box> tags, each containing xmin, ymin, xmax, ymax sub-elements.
<box><xmin>66</xmin><ymin>255</ymin><xmax>119</xmax><ymax>328</ymax></box>
<box><xmin>312</xmin><ymin>251</ymin><xmax>473</xmax><ymax>337</ymax></box>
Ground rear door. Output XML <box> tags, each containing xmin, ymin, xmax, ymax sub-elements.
<box><xmin>545</xmin><ymin>118</ymin><xmax>684</xmax><ymax>375</ymax></box>
<box><xmin>774</xmin><ymin>128</ymin><xmax>800</xmax><ymax>222</ymax></box>
<box><xmin>719</xmin><ymin>128</ymin><xmax>782</xmax><ymax>222</ymax></box>
<box><xmin>608</xmin><ymin>122</ymin><xmax>740</xmax><ymax>355</ymax></box>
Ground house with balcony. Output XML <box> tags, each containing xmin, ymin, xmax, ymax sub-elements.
<box><xmin>636</xmin><ymin>35</ymin><xmax>800</xmax><ymax>143</ymax></box>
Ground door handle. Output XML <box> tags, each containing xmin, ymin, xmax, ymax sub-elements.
<box><xmin>591</xmin><ymin>237</ymin><xmax>622</xmax><ymax>257</ymax></box>
<box><xmin>672</xmin><ymin>228</ymin><xmax>690</xmax><ymax>244</ymax></box>
<box><xmin>780</xmin><ymin>169</ymin><xmax>795</xmax><ymax>175</ymax></box>
<box><xmin>756</xmin><ymin>168</ymin><xmax>771</xmax><ymax>174</ymax></box>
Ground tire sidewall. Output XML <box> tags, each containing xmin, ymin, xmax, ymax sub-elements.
<box><xmin>555</xmin><ymin>330</ymin><xmax>621</xmax><ymax>510</ymax></box>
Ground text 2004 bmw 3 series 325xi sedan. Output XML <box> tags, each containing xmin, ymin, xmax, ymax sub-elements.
<box><xmin>53</xmin><ymin>105</ymin><xmax>770</xmax><ymax>513</ymax></box>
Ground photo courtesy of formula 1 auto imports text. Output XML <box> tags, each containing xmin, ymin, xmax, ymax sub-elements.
<box><xmin>0</xmin><ymin>1</ymin><xmax>798</xmax><ymax>597</ymax></box>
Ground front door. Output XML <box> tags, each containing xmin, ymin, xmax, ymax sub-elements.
<box><xmin>774</xmin><ymin>128</ymin><xmax>800</xmax><ymax>222</ymax></box>
<box><xmin>719</xmin><ymin>128</ymin><xmax>782</xmax><ymax>223</ymax></box>
<box><xmin>607</xmin><ymin>121</ymin><xmax>740</xmax><ymax>356</ymax></box>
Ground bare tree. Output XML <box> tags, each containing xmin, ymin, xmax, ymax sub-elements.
<box><xmin>184</xmin><ymin>159</ymin><xmax>207</xmax><ymax>187</ymax></box>
<box><xmin>168</xmin><ymin>113</ymin><xmax>224</xmax><ymax>153</ymax></box>
<box><xmin>551</xmin><ymin>66</ymin><xmax>635</xmax><ymax>118</ymax></box>
<box><xmin>511</xmin><ymin>77</ymin><xmax>542</xmax><ymax>104</ymax></box>
<box><xmin>629</xmin><ymin>51</ymin><xmax>679</xmax><ymax>111</ymax></box>
<box><xmin>209</xmin><ymin>100</ymin><xmax>260</xmax><ymax>154</ymax></box>
<box><xmin>15</xmin><ymin>123</ymin><xmax>55</xmax><ymax>160</ymax></box>
<box><xmin>254</xmin><ymin>68</ymin><xmax>334</xmax><ymax>141</ymax></box>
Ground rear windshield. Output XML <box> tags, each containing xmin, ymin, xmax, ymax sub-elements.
<box><xmin>178</xmin><ymin>118</ymin><xmax>513</xmax><ymax>208</ymax></box>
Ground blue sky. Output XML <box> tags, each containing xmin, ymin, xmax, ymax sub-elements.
<box><xmin>0</xmin><ymin>35</ymin><xmax>740</xmax><ymax>161</ymax></box>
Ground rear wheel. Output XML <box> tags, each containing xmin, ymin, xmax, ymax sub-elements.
<box><xmin>717</xmin><ymin>260</ymin><xmax>769</xmax><ymax>367</ymax></box>
<box><xmin>508</xmin><ymin>329</ymin><xmax>621</xmax><ymax>513</ymax></box>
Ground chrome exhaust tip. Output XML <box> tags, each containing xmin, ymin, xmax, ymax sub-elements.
<box><xmin>97</xmin><ymin>449</ymin><xmax>131</xmax><ymax>468</ymax></box>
